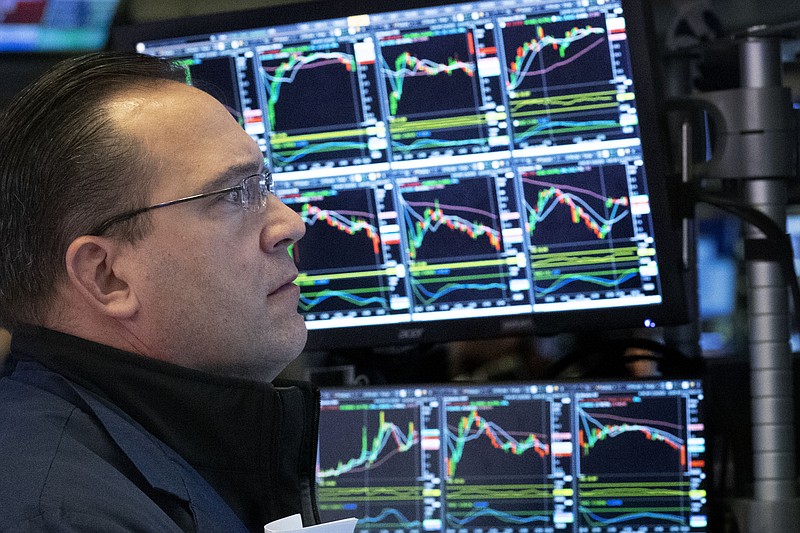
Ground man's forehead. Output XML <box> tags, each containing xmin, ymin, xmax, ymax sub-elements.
<box><xmin>102</xmin><ymin>82</ymin><xmax>262</xmax><ymax>195</ymax></box>
<box><xmin>104</xmin><ymin>82</ymin><xmax>203</xmax><ymax>123</ymax></box>
<box><xmin>104</xmin><ymin>83</ymin><xmax>247</xmax><ymax>154</ymax></box>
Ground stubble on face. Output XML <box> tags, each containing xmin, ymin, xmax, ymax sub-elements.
<box><xmin>108</xmin><ymin>83</ymin><xmax>307</xmax><ymax>381</ymax></box>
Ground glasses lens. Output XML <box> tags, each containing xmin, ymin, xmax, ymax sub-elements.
<box><xmin>264</xmin><ymin>172</ymin><xmax>274</xmax><ymax>196</ymax></box>
<box><xmin>243</xmin><ymin>172</ymin><xmax>271</xmax><ymax>211</ymax></box>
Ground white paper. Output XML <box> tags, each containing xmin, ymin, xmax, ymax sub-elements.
<box><xmin>264</xmin><ymin>514</ymin><xmax>303</xmax><ymax>531</ymax></box>
<box><xmin>264</xmin><ymin>513</ymin><xmax>358</xmax><ymax>533</ymax></box>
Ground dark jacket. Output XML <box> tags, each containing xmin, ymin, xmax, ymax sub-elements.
<box><xmin>0</xmin><ymin>326</ymin><xmax>320</xmax><ymax>532</ymax></box>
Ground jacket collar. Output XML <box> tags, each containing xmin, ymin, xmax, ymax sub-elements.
<box><xmin>10</xmin><ymin>325</ymin><xmax>320</xmax><ymax>531</ymax></box>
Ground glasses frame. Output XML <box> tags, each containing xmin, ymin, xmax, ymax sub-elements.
<box><xmin>89</xmin><ymin>170</ymin><xmax>273</xmax><ymax>236</ymax></box>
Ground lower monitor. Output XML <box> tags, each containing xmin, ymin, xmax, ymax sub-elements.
<box><xmin>317</xmin><ymin>379</ymin><xmax>708</xmax><ymax>532</ymax></box>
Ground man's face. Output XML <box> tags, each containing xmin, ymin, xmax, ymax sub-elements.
<box><xmin>110</xmin><ymin>82</ymin><xmax>307</xmax><ymax>381</ymax></box>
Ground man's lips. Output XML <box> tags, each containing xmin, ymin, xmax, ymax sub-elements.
<box><xmin>269</xmin><ymin>273</ymin><xmax>300</xmax><ymax>297</ymax></box>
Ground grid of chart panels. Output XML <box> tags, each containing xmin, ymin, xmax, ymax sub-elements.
<box><xmin>136</xmin><ymin>0</ymin><xmax>668</xmax><ymax>334</ymax></box>
<box><xmin>317</xmin><ymin>380</ymin><xmax>708</xmax><ymax>533</ymax></box>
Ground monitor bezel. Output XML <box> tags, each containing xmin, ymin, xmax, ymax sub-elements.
<box><xmin>0</xmin><ymin>0</ymin><xmax>123</xmax><ymax>54</ymax></box>
<box><xmin>110</xmin><ymin>0</ymin><xmax>691</xmax><ymax>350</ymax></box>
<box><xmin>316</xmin><ymin>376</ymin><xmax>710</xmax><ymax>530</ymax></box>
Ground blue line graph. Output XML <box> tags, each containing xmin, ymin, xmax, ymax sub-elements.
<box><xmin>299</xmin><ymin>290</ymin><xmax>389</xmax><ymax>309</ymax></box>
<box><xmin>447</xmin><ymin>506</ymin><xmax>551</xmax><ymax>526</ymax></box>
<box><xmin>517</xmin><ymin>118</ymin><xmax>620</xmax><ymax>141</ymax></box>
<box><xmin>358</xmin><ymin>508</ymin><xmax>420</xmax><ymax>528</ymax></box>
<box><xmin>533</xmin><ymin>270</ymin><xmax>638</xmax><ymax>296</ymax></box>
<box><xmin>272</xmin><ymin>141</ymin><xmax>369</xmax><ymax>165</ymax></box>
<box><xmin>391</xmin><ymin>137</ymin><xmax>486</xmax><ymax>152</ymax></box>
<box><xmin>579</xmin><ymin>506</ymin><xmax>686</xmax><ymax>526</ymax></box>
<box><xmin>411</xmin><ymin>281</ymin><xmax>506</xmax><ymax>304</ymax></box>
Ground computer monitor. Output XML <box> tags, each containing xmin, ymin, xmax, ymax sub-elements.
<box><xmin>317</xmin><ymin>379</ymin><xmax>709</xmax><ymax>531</ymax></box>
<box><xmin>111</xmin><ymin>0</ymin><xmax>689</xmax><ymax>350</ymax></box>
<box><xmin>695</xmin><ymin>215</ymin><xmax>740</xmax><ymax>354</ymax></box>
<box><xmin>0</xmin><ymin>0</ymin><xmax>121</xmax><ymax>52</ymax></box>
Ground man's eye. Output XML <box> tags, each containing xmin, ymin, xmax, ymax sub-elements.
<box><xmin>222</xmin><ymin>188</ymin><xmax>242</xmax><ymax>204</ymax></box>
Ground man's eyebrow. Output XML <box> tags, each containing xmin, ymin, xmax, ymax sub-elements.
<box><xmin>201</xmin><ymin>161</ymin><xmax>264</xmax><ymax>193</ymax></box>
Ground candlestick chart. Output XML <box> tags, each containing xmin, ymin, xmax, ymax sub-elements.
<box><xmin>397</xmin><ymin>174</ymin><xmax>530</xmax><ymax>311</ymax></box>
<box><xmin>379</xmin><ymin>26</ymin><xmax>503</xmax><ymax>160</ymax></box>
<box><xmin>258</xmin><ymin>39</ymin><xmax>386</xmax><ymax>170</ymax></box>
<box><xmin>444</xmin><ymin>399</ymin><xmax>558</xmax><ymax>530</ymax></box>
<box><xmin>575</xmin><ymin>393</ymin><xmax>698</xmax><ymax>531</ymax></box>
<box><xmin>283</xmin><ymin>184</ymin><xmax>407</xmax><ymax>317</ymax></box>
<box><xmin>524</xmin><ymin>166</ymin><xmax>632</xmax><ymax>243</ymax></box>
<box><xmin>404</xmin><ymin>197</ymin><xmax>501</xmax><ymax>262</ymax></box>
<box><xmin>316</xmin><ymin>380</ymin><xmax>707</xmax><ymax>532</ymax></box>
<box><xmin>503</xmin><ymin>17</ymin><xmax>611</xmax><ymax>92</ymax></box>
<box><xmin>176</xmin><ymin>55</ymin><xmax>246</xmax><ymax>127</ymax></box>
<box><xmin>445</xmin><ymin>406</ymin><xmax>550</xmax><ymax>479</ymax></box>
<box><xmin>318</xmin><ymin>409</ymin><xmax>419</xmax><ymax>479</ymax></box>
<box><xmin>500</xmin><ymin>13</ymin><xmax>632</xmax><ymax>149</ymax></box>
<box><xmin>577</xmin><ymin>397</ymin><xmax>687</xmax><ymax>473</ymax></box>
<box><xmin>316</xmin><ymin>404</ymin><xmax>427</xmax><ymax>532</ymax></box>
<box><xmin>521</xmin><ymin>163</ymin><xmax>649</xmax><ymax>304</ymax></box>
<box><xmin>386</xmin><ymin>50</ymin><xmax>475</xmax><ymax>117</ymax></box>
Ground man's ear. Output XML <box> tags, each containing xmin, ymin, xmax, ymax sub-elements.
<box><xmin>65</xmin><ymin>236</ymin><xmax>139</xmax><ymax>319</ymax></box>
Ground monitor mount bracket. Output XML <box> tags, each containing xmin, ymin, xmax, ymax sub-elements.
<box><xmin>674</xmin><ymin>35</ymin><xmax>799</xmax><ymax>532</ymax></box>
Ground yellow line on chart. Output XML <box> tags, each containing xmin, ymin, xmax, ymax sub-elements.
<box><xmin>271</xmin><ymin>127</ymin><xmax>368</xmax><ymax>144</ymax></box>
<box><xmin>511</xmin><ymin>102</ymin><xmax>619</xmax><ymax>118</ymax></box>
<box><xmin>390</xmin><ymin>114</ymin><xmax>487</xmax><ymax>133</ymax></box>
<box><xmin>410</xmin><ymin>256</ymin><xmax>517</xmax><ymax>273</ymax></box>
<box><xmin>297</xmin><ymin>268</ymin><xmax>396</xmax><ymax>283</ymax></box>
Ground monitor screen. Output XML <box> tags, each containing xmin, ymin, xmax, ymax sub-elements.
<box><xmin>317</xmin><ymin>379</ymin><xmax>709</xmax><ymax>532</ymax></box>
<box><xmin>0</xmin><ymin>0</ymin><xmax>121</xmax><ymax>52</ymax></box>
<box><xmin>111</xmin><ymin>0</ymin><xmax>689</xmax><ymax>350</ymax></box>
<box><xmin>695</xmin><ymin>215</ymin><xmax>739</xmax><ymax>354</ymax></box>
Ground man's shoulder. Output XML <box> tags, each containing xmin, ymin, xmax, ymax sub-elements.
<box><xmin>0</xmin><ymin>364</ymin><xmax>184</xmax><ymax>532</ymax></box>
<box><xmin>1</xmin><ymin>506</ymin><xmax>183</xmax><ymax>533</ymax></box>
<box><xmin>0</xmin><ymin>361</ymin><xmax>88</xmax><ymax>499</ymax></box>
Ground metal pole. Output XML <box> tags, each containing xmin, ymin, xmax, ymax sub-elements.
<box><xmin>738</xmin><ymin>36</ymin><xmax>799</xmax><ymax>532</ymax></box>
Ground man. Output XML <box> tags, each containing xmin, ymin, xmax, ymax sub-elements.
<box><xmin>0</xmin><ymin>52</ymin><xmax>316</xmax><ymax>532</ymax></box>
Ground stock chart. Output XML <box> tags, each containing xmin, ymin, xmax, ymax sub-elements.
<box><xmin>317</xmin><ymin>398</ymin><xmax>434</xmax><ymax>531</ymax></box>
<box><xmin>443</xmin><ymin>397</ymin><xmax>566</xmax><ymax>531</ymax></box>
<box><xmin>282</xmin><ymin>178</ymin><xmax>410</xmax><ymax>324</ymax></box>
<box><xmin>317</xmin><ymin>381</ymin><xmax>707</xmax><ymax>533</ymax></box>
<box><xmin>378</xmin><ymin>22</ymin><xmax>507</xmax><ymax>160</ymax></box>
<box><xmin>575</xmin><ymin>391</ymin><xmax>707</xmax><ymax>531</ymax></box>
<box><xmin>258</xmin><ymin>38</ymin><xmax>388</xmax><ymax>172</ymax></box>
<box><xmin>521</xmin><ymin>161</ymin><xmax>659</xmax><ymax>307</ymax></box>
<box><xmin>137</xmin><ymin>0</ymin><xmax>680</xmax><ymax>341</ymax></box>
<box><xmin>501</xmin><ymin>13</ymin><xmax>634</xmax><ymax>150</ymax></box>
<box><xmin>397</xmin><ymin>171</ymin><xmax>530</xmax><ymax>313</ymax></box>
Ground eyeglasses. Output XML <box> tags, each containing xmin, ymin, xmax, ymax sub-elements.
<box><xmin>89</xmin><ymin>170</ymin><xmax>274</xmax><ymax>236</ymax></box>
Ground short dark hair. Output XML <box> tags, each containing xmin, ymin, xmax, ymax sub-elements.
<box><xmin>0</xmin><ymin>52</ymin><xmax>187</xmax><ymax>329</ymax></box>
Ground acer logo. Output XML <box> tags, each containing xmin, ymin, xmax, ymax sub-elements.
<box><xmin>397</xmin><ymin>328</ymin><xmax>424</xmax><ymax>340</ymax></box>
<box><xmin>502</xmin><ymin>318</ymin><xmax>534</xmax><ymax>333</ymax></box>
